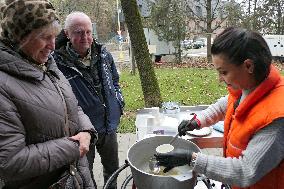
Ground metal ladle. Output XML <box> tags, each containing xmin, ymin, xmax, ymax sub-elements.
<box><xmin>149</xmin><ymin>113</ymin><xmax>197</xmax><ymax>174</ymax></box>
<box><xmin>149</xmin><ymin>144</ymin><xmax>175</xmax><ymax>174</ymax></box>
<box><xmin>168</xmin><ymin>113</ymin><xmax>197</xmax><ymax>145</ymax></box>
<box><xmin>148</xmin><ymin>156</ymin><xmax>161</xmax><ymax>174</ymax></box>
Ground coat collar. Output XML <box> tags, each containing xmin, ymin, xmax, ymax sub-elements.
<box><xmin>0</xmin><ymin>41</ymin><xmax>59</xmax><ymax>81</ymax></box>
<box><xmin>229</xmin><ymin>65</ymin><xmax>281</xmax><ymax>118</ymax></box>
<box><xmin>55</xmin><ymin>41</ymin><xmax>104</xmax><ymax>68</ymax></box>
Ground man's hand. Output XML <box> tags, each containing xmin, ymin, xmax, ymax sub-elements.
<box><xmin>178</xmin><ymin>113</ymin><xmax>200</xmax><ymax>136</ymax></box>
<box><xmin>70</xmin><ymin>132</ymin><xmax>91</xmax><ymax>157</ymax></box>
<box><xmin>154</xmin><ymin>149</ymin><xmax>193</xmax><ymax>173</ymax></box>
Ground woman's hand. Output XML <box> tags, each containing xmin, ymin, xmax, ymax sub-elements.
<box><xmin>178</xmin><ymin>113</ymin><xmax>200</xmax><ymax>136</ymax></box>
<box><xmin>70</xmin><ymin>132</ymin><xmax>91</xmax><ymax>157</ymax></box>
<box><xmin>155</xmin><ymin>149</ymin><xmax>193</xmax><ymax>173</ymax></box>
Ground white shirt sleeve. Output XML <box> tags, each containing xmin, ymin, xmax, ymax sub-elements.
<box><xmin>197</xmin><ymin>95</ymin><xmax>228</xmax><ymax>127</ymax></box>
<box><xmin>194</xmin><ymin>119</ymin><xmax>284</xmax><ymax>187</ymax></box>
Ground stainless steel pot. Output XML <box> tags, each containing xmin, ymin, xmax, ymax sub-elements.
<box><xmin>127</xmin><ymin>135</ymin><xmax>200</xmax><ymax>189</ymax></box>
<box><xmin>162</xmin><ymin>101</ymin><xmax>180</xmax><ymax>114</ymax></box>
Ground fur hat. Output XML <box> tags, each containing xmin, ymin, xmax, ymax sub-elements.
<box><xmin>0</xmin><ymin>0</ymin><xmax>58</xmax><ymax>42</ymax></box>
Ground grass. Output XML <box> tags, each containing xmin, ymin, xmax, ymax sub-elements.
<box><xmin>118</xmin><ymin>67</ymin><xmax>228</xmax><ymax>133</ymax></box>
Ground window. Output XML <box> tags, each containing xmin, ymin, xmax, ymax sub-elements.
<box><xmin>196</xmin><ymin>5</ymin><xmax>202</xmax><ymax>17</ymax></box>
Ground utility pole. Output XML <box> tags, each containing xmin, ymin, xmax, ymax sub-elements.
<box><xmin>116</xmin><ymin>0</ymin><xmax>124</xmax><ymax>63</ymax></box>
<box><xmin>117</xmin><ymin>0</ymin><xmax>121</xmax><ymax>33</ymax></box>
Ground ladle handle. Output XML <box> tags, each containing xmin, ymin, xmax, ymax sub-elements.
<box><xmin>169</xmin><ymin>133</ymin><xmax>179</xmax><ymax>145</ymax></box>
<box><xmin>169</xmin><ymin>113</ymin><xmax>197</xmax><ymax>145</ymax></box>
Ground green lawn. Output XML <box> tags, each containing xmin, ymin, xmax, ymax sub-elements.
<box><xmin>118</xmin><ymin>67</ymin><xmax>227</xmax><ymax>133</ymax></box>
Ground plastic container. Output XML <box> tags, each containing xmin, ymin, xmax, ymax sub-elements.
<box><xmin>135</xmin><ymin>114</ymin><xmax>155</xmax><ymax>141</ymax></box>
<box><xmin>149</xmin><ymin>115</ymin><xmax>179</xmax><ymax>136</ymax></box>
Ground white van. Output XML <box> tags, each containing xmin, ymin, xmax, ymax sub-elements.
<box><xmin>263</xmin><ymin>35</ymin><xmax>284</xmax><ymax>61</ymax></box>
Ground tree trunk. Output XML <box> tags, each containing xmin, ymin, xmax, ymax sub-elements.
<box><xmin>206</xmin><ymin>0</ymin><xmax>212</xmax><ymax>63</ymax></box>
<box><xmin>206</xmin><ymin>33</ymin><xmax>212</xmax><ymax>63</ymax></box>
<box><xmin>252</xmin><ymin>0</ymin><xmax>257</xmax><ymax>30</ymax></box>
<box><xmin>176</xmin><ymin>25</ymin><xmax>182</xmax><ymax>64</ymax></box>
<box><xmin>276</xmin><ymin>1</ymin><xmax>282</xmax><ymax>34</ymax></box>
<box><xmin>120</xmin><ymin>0</ymin><xmax>162</xmax><ymax>107</ymax></box>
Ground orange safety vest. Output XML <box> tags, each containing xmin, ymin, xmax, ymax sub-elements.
<box><xmin>223</xmin><ymin>65</ymin><xmax>284</xmax><ymax>189</ymax></box>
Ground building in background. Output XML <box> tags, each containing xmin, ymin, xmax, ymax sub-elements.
<box><xmin>137</xmin><ymin>0</ymin><xmax>229</xmax><ymax>39</ymax></box>
<box><xmin>136</xmin><ymin>0</ymin><xmax>176</xmax><ymax>60</ymax></box>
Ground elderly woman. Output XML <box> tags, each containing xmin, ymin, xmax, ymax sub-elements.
<box><xmin>0</xmin><ymin>0</ymin><xmax>96</xmax><ymax>188</ymax></box>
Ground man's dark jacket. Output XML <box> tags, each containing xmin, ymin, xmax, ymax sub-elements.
<box><xmin>53</xmin><ymin>41</ymin><xmax>124</xmax><ymax>134</ymax></box>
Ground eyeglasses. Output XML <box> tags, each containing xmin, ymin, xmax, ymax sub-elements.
<box><xmin>72</xmin><ymin>29</ymin><xmax>92</xmax><ymax>37</ymax></box>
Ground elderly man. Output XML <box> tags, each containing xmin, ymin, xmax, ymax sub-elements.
<box><xmin>53</xmin><ymin>12</ymin><xmax>124</xmax><ymax>189</ymax></box>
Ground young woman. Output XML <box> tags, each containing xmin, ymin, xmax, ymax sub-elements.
<box><xmin>155</xmin><ymin>27</ymin><xmax>284</xmax><ymax>189</ymax></box>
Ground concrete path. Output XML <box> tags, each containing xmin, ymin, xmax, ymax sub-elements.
<box><xmin>93</xmin><ymin>133</ymin><xmax>136</xmax><ymax>189</ymax></box>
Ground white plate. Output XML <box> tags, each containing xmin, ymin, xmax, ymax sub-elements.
<box><xmin>187</xmin><ymin>127</ymin><xmax>212</xmax><ymax>137</ymax></box>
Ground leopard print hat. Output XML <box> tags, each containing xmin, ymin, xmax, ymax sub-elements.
<box><xmin>0</xmin><ymin>0</ymin><xmax>58</xmax><ymax>42</ymax></box>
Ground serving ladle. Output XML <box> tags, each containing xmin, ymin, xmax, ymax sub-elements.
<box><xmin>148</xmin><ymin>143</ymin><xmax>175</xmax><ymax>174</ymax></box>
<box><xmin>149</xmin><ymin>114</ymin><xmax>197</xmax><ymax>174</ymax></box>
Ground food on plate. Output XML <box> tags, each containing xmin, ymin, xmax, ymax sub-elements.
<box><xmin>187</xmin><ymin>127</ymin><xmax>212</xmax><ymax>137</ymax></box>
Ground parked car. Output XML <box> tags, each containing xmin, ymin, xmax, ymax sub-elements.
<box><xmin>192</xmin><ymin>40</ymin><xmax>205</xmax><ymax>49</ymax></box>
<box><xmin>181</xmin><ymin>39</ymin><xmax>193</xmax><ymax>49</ymax></box>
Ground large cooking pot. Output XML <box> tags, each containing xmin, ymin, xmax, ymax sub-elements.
<box><xmin>127</xmin><ymin>135</ymin><xmax>200</xmax><ymax>189</ymax></box>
